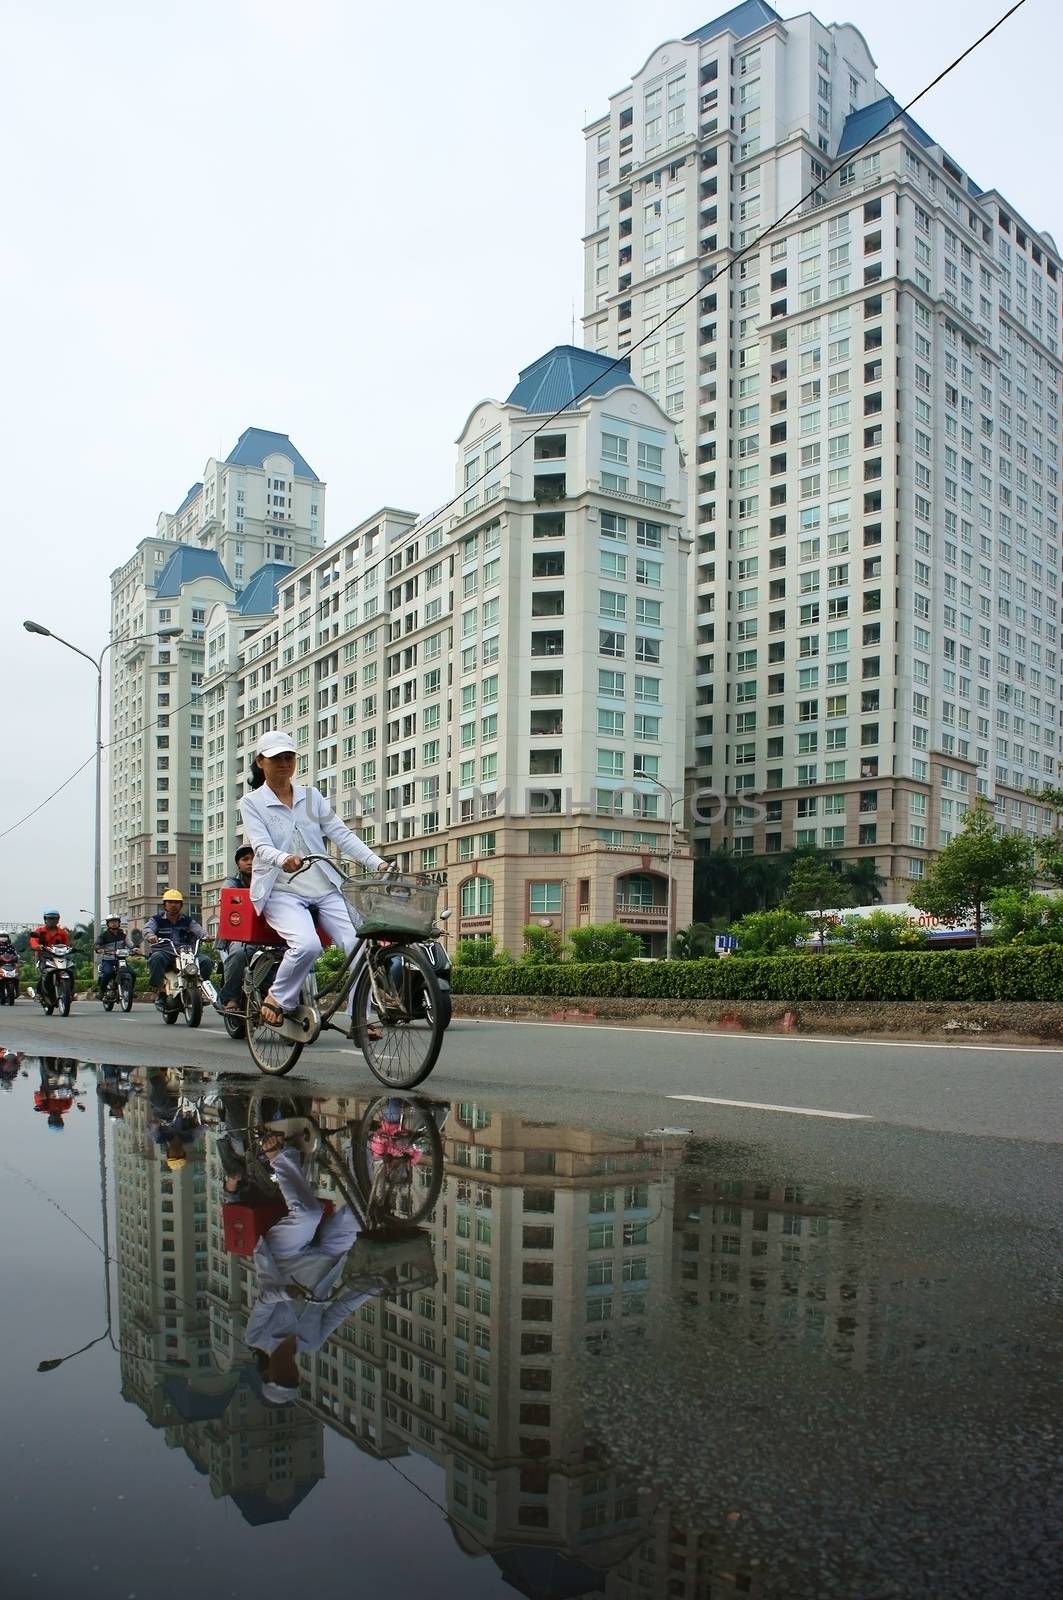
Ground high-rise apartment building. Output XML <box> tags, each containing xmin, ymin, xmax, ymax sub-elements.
<box><xmin>108</xmin><ymin>430</ymin><xmax>325</xmax><ymax>924</ymax></box>
<box><xmin>583</xmin><ymin>2</ymin><xmax>1062</xmax><ymax>895</ymax></box>
<box><xmin>216</xmin><ymin>348</ymin><xmax>693</xmax><ymax>955</ymax></box>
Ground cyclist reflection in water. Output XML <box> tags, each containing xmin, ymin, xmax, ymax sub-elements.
<box><xmin>247</xmin><ymin>1140</ymin><xmax>386</xmax><ymax>1406</ymax></box>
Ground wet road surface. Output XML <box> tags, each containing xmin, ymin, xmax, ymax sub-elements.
<box><xmin>0</xmin><ymin>1045</ymin><xmax>1060</xmax><ymax>1599</ymax></box>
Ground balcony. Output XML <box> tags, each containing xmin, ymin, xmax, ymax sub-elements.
<box><xmin>530</xmin><ymin>671</ymin><xmax>563</xmax><ymax>698</ymax></box>
<box><xmin>531</xmin><ymin>592</ymin><xmax>565</xmax><ymax>618</ymax></box>
<box><xmin>533</xmin><ymin>475</ymin><xmax>566</xmax><ymax>504</ymax></box>
<box><xmin>530</xmin><ymin>711</ymin><xmax>563</xmax><ymax>736</ymax></box>
<box><xmin>531</xmin><ymin>631</ymin><xmax>564</xmax><ymax>658</ymax></box>
<box><xmin>529</xmin><ymin>750</ymin><xmax>562</xmax><ymax>776</ymax></box>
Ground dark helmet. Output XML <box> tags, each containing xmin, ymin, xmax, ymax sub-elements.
<box><xmin>43</xmin><ymin>910</ymin><xmax>60</xmax><ymax>921</ymax></box>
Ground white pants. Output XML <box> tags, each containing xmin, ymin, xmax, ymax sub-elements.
<box><xmin>266</xmin><ymin>1147</ymin><xmax>360</xmax><ymax>1266</ymax></box>
<box><xmin>262</xmin><ymin>888</ymin><xmax>360</xmax><ymax>1011</ymax></box>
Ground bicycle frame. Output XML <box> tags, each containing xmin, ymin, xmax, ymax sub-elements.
<box><xmin>254</xmin><ymin>857</ymin><xmax>421</xmax><ymax>1044</ymax></box>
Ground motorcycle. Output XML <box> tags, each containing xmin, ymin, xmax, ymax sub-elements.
<box><xmin>151</xmin><ymin>937</ymin><xmax>215</xmax><ymax>1028</ymax></box>
<box><xmin>0</xmin><ymin>957</ymin><xmax>19</xmax><ymax>1006</ymax></box>
<box><xmin>99</xmin><ymin>945</ymin><xmax>136</xmax><ymax>1013</ymax></box>
<box><xmin>32</xmin><ymin>945</ymin><xmax>75</xmax><ymax>1017</ymax></box>
<box><xmin>383</xmin><ymin>912</ymin><xmax>453</xmax><ymax>1030</ymax></box>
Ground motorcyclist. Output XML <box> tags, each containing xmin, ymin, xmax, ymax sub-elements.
<box><xmin>94</xmin><ymin>915</ymin><xmax>129</xmax><ymax>1000</ymax></box>
<box><xmin>29</xmin><ymin>912</ymin><xmax>73</xmax><ymax>996</ymax></box>
<box><xmin>215</xmin><ymin>845</ymin><xmax>254</xmax><ymax>1017</ymax></box>
<box><xmin>144</xmin><ymin>891</ymin><xmax>213</xmax><ymax>1006</ymax></box>
<box><xmin>33</xmin><ymin>1058</ymin><xmax>82</xmax><ymax>1129</ymax></box>
<box><xmin>0</xmin><ymin>930</ymin><xmax>18</xmax><ymax>965</ymax></box>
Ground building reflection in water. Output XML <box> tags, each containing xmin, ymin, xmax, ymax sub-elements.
<box><xmin>103</xmin><ymin>1069</ymin><xmax>1046</xmax><ymax>1597</ymax></box>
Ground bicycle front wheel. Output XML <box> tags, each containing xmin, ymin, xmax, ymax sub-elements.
<box><xmin>352</xmin><ymin>1096</ymin><xmax>444</xmax><ymax>1226</ymax></box>
<box><xmin>351</xmin><ymin>944</ymin><xmax>444</xmax><ymax>1089</ymax></box>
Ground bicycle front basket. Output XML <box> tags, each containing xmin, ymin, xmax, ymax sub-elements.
<box><xmin>343</xmin><ymin>876</ymin><xmax>439</xmax><ymax>938</ymax></box>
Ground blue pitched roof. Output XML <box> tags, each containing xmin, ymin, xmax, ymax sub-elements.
<box><xmin>838</xmin><ymin>95</ymin><xmax>934</xmax><ymax>156</ymax></box>
<box><xmin>237</xmin><ymin>561</ymin><xmax>293</xmax><ymax>615</ymax></box>
<box><xmin>154</xmin><ymin>545</ymin><xmax>235</xmax><ymax>598</ymax></box>
<box><xmin>685</xmin><ymin>0</ymin><xmax>780</xmax><ymax>44</ymax></box>
<box><xmin>231</xmin><ymin>1481</ymin><xmax>318</xmax><ymax>1525</ymax></box>
<box><xmin>174</xmin><ymin>482</ymin><xmax>203</xmax><ymax>517</ymax></box>
<box><xmin>225</xmin><ymin>427</ymin><xmax>319</xmax><ymax>481</ymax></box>
<box><xmin>506</xmin><ymin>346</ymin><xmax>631</xmax><ymax>414</ymax></box>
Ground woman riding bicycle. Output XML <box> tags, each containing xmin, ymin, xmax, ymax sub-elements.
<box><xmin>240</xmin><ymin>730</ymin><xmax>388</xmax><ymax>1030</ymax></box>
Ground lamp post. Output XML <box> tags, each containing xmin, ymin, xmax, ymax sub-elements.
<box><xmin>23</xmin><ymin>622</ymin><xmax>182</xmax><ymax>938</ymax></box>
<box><xmin>644</xmin><ymin>778</ymin><xmax>683</xmax><ymax>959</ymax></box>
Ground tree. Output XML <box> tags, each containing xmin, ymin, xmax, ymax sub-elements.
<box><xmin>522</xmin><ymin>925</ymin><xmax>564</xmax><ymax>964</ymax></box>
<box><xmin>782</xmin><ymin>856</ymin><xmax>858</xmax><ymax>944</ymax></box>
<box><xmin>832</xmin><ymin>910</ymin><xmax>927</xmax><ymax>951</ymax></box>
<box><xmin>987</xmin><ymin>889</ymin><xmax>1063</xmax><ymax>946</ymax></box>
<box><xmin>671</xmin><ymin>922</ymin><xmax>716</xmax><ymax>960</ymax></box>
<box><xmin>567</xmin><ymin>923</ymin><xmax>641</xmax><ymax>963</ymax></box>
<box><xmin>728</xmin><ymin>907</ymin><xmax>809</xmax><ymax>957</ymax></box>
<box><xmin>836</xmin><ymin>855</ymin><xmax>885</xmax><ymax>905</ymax></box>
<box><xmin>910</xmin><ymin>799</ymin><xmax>1035</xmax><ymax>945</ymax></box>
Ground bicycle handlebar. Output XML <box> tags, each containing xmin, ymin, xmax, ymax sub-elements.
<box><xmin>289</xmin><ymin>854</ymin><xmax>401</xmax><ymax>883</ymax></box>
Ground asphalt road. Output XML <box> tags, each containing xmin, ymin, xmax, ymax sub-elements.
<box><xmin>3</xmin><ymin>995</ymin><xmax>1061</xmax><ymax>1146</ymax></box>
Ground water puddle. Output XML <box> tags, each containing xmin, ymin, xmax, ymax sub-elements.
<box><xmin>1</xmin><ymin>1053</ymin><xmax>1059</xmax><ymax>1598</ymax></box>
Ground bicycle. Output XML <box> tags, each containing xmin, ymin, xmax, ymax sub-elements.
<box><xmin>241</xmin><ymin>860</ymin><xmax>446</xmax><ymax>1087</ymax></box>
<box><xmin>243</xmin><ymin>1088</ymin><xmax>445</xmax><ymax>1232</ymax></box>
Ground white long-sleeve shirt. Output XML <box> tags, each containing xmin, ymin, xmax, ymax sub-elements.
<box><xmin>239</xmin><ymin>782</ymin><xmax>385</xmax><ymax>910</ymax></box>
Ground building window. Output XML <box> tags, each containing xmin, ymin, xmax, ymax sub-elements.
<box><xmin>460</xmin><ymin>877</ymin><xmax>493</xmax><ymax>918</ymax></box>
<box><xmin>528</xmin><ymin>882</ymin><xmax>563</xmax><ymax>916</ymax></box>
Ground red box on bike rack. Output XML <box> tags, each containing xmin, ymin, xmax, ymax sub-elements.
<box><xmin>219</xmin><ymin>886</ymin><xmax>334</xmax><ymax>948</ymax></box>
<box><xmin>223</xmin><ymin>1197</ymin><xmax>336</xmax><ymax>1256</ymax></box>
<box><xmin>220</xmin><ymin>887</ymin><xmax>280</xmax><ymax>945</ymax></box>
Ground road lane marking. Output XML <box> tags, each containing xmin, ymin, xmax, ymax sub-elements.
<box><xmin>463</xmin><ymin>1018</ymin><xmax>1063</xmax><ymax>1054</ymax></box>
<box><xmin>669</xmin><ymin>1093</ymin><xmax>871</xmax><ymax>1120</ymax></box>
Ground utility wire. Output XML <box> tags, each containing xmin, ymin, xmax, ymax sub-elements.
<box><xmin>0</xmin><ymin>1</ymin><xmax>1029</xmax><ymax>842</ymax></box>
<box><xmin>0</xmin><ymin>751</ymin><xmax>97</xmax><ymax>842</ymax></box>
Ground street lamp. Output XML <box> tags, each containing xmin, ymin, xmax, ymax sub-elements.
<box><xmin>643</xmin><ymin>778</ymin><xmax>684</xmax><ymax>959</ymax></box>
<box><xmin>23</xmin><ymin>621</ymin><xmax>182</xmax><ymax>937</ymax></box>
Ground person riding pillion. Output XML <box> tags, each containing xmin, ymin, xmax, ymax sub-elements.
<box><xmin>144</xmin><ymin>891</ymin><xmax>213</xmax><ymax>1002</ymax></box>
<box><xmin>216</xmin><ymin>845</ymin><xmax>254</xmax><ymax>1016</ymax></box>
<box><xmin>94</xmin><ymin>914</ymin><xmax>128</xmax><ymax>999</ymax></box>
<box><xmin>239</xmin><ymin>729</ymin><xmax>387</xmax><ymax>1028</ymax></box>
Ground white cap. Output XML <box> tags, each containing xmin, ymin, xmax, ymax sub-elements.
<box><xmin>261</xmin><ymin>1380</ymin><xmax>300</xmax><ymax>1406</ymax></box>
<box><xmin>255</xmin><ymin>730</ymin><xmax>298</xmax><ymax>759</ymax></box>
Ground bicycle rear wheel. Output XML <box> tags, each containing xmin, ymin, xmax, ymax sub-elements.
<box><xmin>246</xmin><ymin>991</ymin><xmax>304</xmax><ymax>1076</ymax></box>
<box><xmin>351</xmin><ymin>944</ymin><xmax>444</xmax><ymax>1089</ymax></box>
<box><xmin>352</xmin><ymin>1096</ymin><xmax>444</xmax><ymax>1227</ymax></box>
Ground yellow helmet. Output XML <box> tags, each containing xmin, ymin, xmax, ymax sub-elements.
<box><xmin>166</xmin><ymin>1156</ymin><xmax>187</xmax><ymax>1171</ymax></box>
<box><xmin>161</xmin><ymin>890</ymin><xmax>184</xmax><ymax>903</ymax></box>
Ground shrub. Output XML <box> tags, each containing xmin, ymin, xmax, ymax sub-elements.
<box><xmin>455</xmin><ymin>936</ymin><xmax>501</xmax><ymax>967</ymax></box>
<box><xmin>522</xmin><ymin>925</ymin><xmax>564</xmax><ymax>964</ymax></box>
<box><xmin>729</xmin><ymin>908</ymin><xmax>808</xmax><ymax>956</ymax></box>
<box><xmin>988</xmin><ymin>889</ymin><xmax>1063</xmax><ymax>946</ymax></box>
<box><xmin>315</xmin><ymin>944</ymin><xmax>348</xmax><ymax>990</ymax></box>
<box><xmin>567</xmin><ymin>923</ymin><xmax>641</xmax><ymax>963</ymax></box>
<box><xmin>451</xmin><ymin>946</ymin><xmax>1063</xmax><ymax>1003</ymax></box>
<box><xmin>830</xmin><ymin>910</ymin><xmax>928</xmax><ymax>951</ymax></box>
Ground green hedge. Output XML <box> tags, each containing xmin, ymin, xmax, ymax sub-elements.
<box><xmin>451</xmin><ymin>947</ymin><xmax>1063</xmax><ymax>1003</ymax></box>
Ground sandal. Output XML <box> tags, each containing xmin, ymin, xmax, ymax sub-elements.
<box><xmin>222</xmin><ymin>999</ymin><xmax>245</xmax><ymax>1016</ymax></box>
<box><xmin>259</xmin><ymin>996</ymin><xmax>285</xmax><ymax>1028</ymax></box>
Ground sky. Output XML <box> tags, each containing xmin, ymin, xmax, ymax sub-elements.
<box><xmin>0</xmin><ymin>0</ymin><xmax>1059</xmax><ymax>921</ymax></box>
